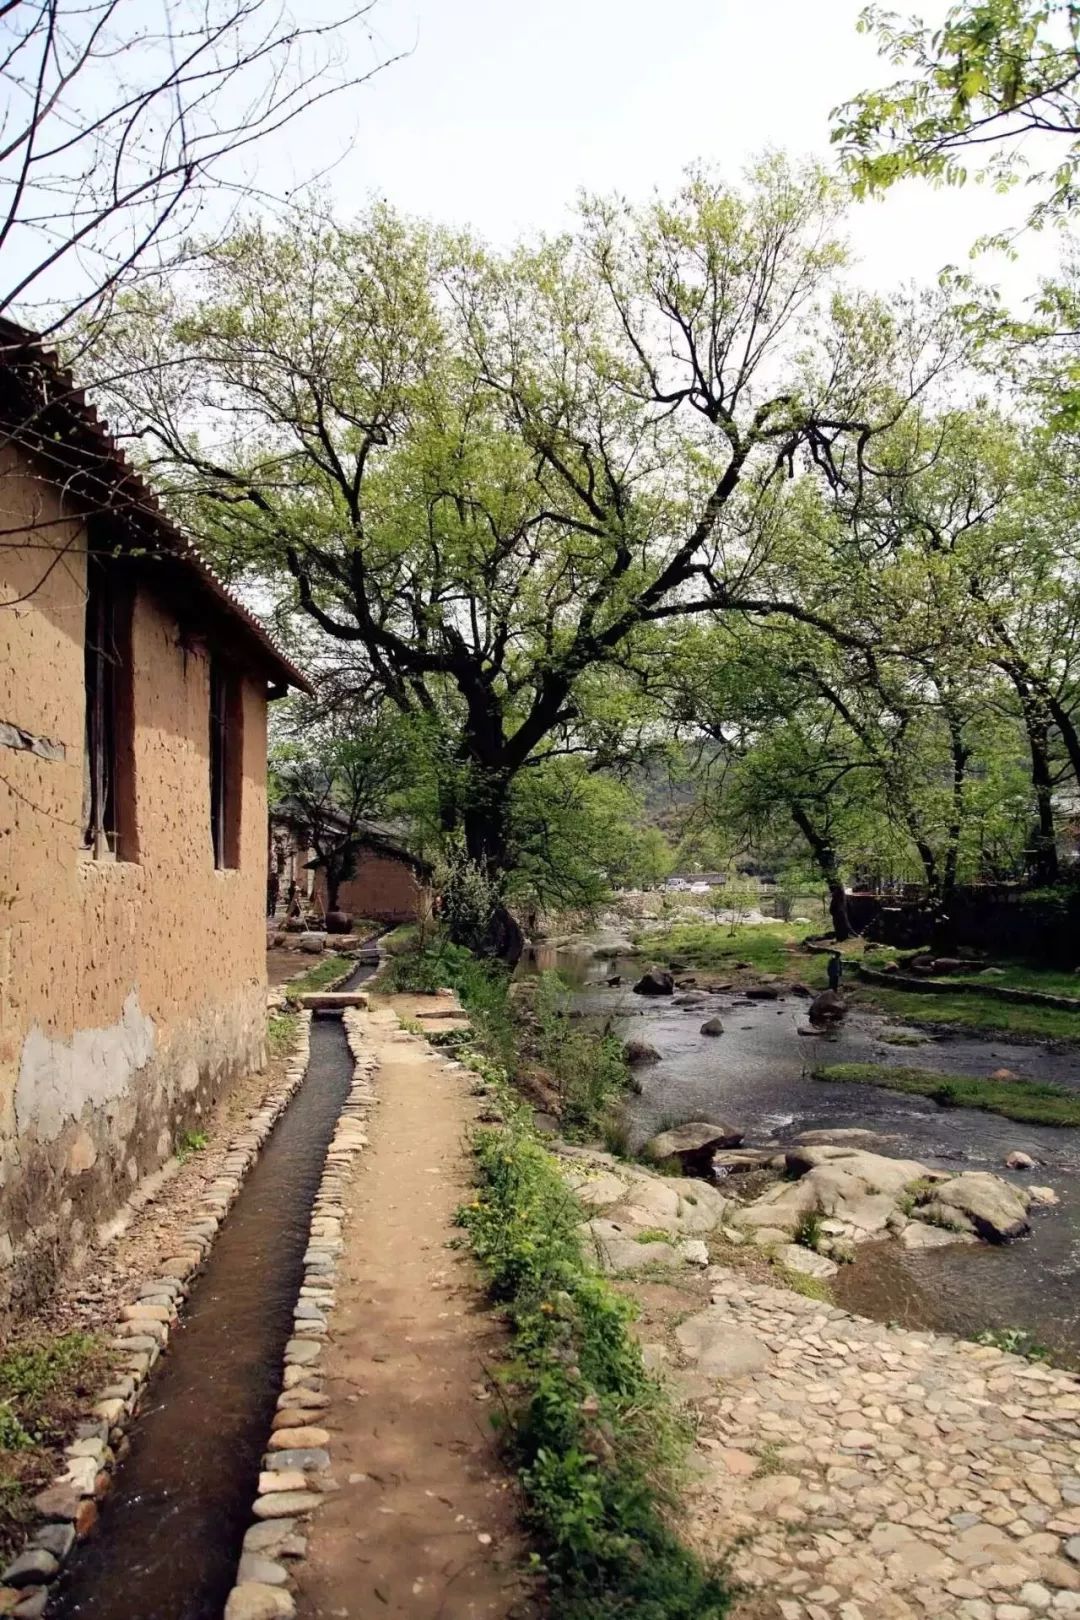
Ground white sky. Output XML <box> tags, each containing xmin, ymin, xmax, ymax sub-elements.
<box><xmin>276</xmin><ymin>0</ymin><xmax>1063</xmax><ymax>309</ymax></box>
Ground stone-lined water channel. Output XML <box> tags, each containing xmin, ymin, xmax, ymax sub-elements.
<box><xmin>532</xmin><ymin>945</ymin><xmax>1080</xmax><ymax>1367</ymax></box>
<box><xmin>49</xmin><ymin>968</ymin><xmax>372</xmax><ymax>1620</ymax></box>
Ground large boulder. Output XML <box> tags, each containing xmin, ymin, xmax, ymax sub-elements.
<box><xmin>700</xmin><ymin>1017</ymin><xmax>726</xmax><ymax>1036</ymax></box>
<box><xmin>644</xmin><ymin>1121</ymin><xmax>743</xmax><ymax>1174</ymax></box>
<box><xmin>298</xmin><ymin>931</ymin><xmax>327</xmax><ymax>955</ymax></box>
<box><xmin>808</xmin><ymin>989</ymin><xmax>847</xmax><ymax>1026</ymax></box>
<box><xmin>1005</xmin><ymin>1150</ymin><xmax>1035</xmax><ymax>1170</ymax></box>
<box><xmin>774</xmin><ymin>1243</ymin><xmax>839</xmax><ymax>1279</ymax></box>
<box><xmin>633</xmin><ymin>967</ymin><xmax>675</xmax><ymax>996</ymax></box>
<box><xmin>733</xmin><ymin>1146</ymin><xmax>934</xmax><ymax>1243</ymax></box>
<box><xmin>916</xmin><ymin>1172</ymin><xmax>1031</xmax><ymax>1243</ymax></box>
<box><xmin>746</xmin><ymin>984</ymin><xmax>782</xmax><ymax>1001</ymax></box>
<box><xmin>622</xmin><ymin>1038</ymin><xmax>662</xmax><ymax>1067</ymax></box>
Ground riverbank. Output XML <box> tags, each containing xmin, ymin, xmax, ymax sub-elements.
<box><xmin>396</xmin><ymin>948</ymin><xmax>1080</xmax><ymax>1620</ymax></box>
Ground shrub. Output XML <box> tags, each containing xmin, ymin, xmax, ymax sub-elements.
<box><xmin>458</xmin><ymin>1079</ymin><xmax>729</xmax><ymax>1619</ymax></box>
<box><xmin>533</xmin><ymin>973</ymin><xmax>633</xmax><ymax>1139</ymax></box>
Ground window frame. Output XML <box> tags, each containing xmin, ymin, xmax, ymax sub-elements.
<box><xmin>82</xmin><ymin>551</ymin><xmax>137</xmax><ymax>863</ymax></box>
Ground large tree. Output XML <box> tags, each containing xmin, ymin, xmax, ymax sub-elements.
<box><xmin>94</xmin><ymin>162</ymin><xmax>961</xmax><ymax>950</ymax></box>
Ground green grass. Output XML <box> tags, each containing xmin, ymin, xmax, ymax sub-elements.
<box><xmin>286</xmin><ymin>954</ymin><xmax>353</xmax><ymax>997</ymax></box>
<box><xmin>862</xmin><ymin>985</ymin><xmax>1080</xmax><ymax>1042</ymax></box>
<box><xmin>814</xmin><ymin>1061</ymin><xmax>1080</xmax><ymax>1126</ymax></box>
<box><xmin>775</xmin><ymin>1267</ymin><xmax>833</xmax><ymax>1302</ymax></box>
<box><xmin>457</xmin><ymin>1071</ymin><xmax>730</xmax><ymax>1619</ymax></box>
<box><xmin>175</xmin><ymin>1128</ymin><xmax>208</xmax><ymax>1162</ymax></box>
<box><xmin>640</xmin><ymin>922</ymin><xmax>816</xmax><ymax>980</ymax></box>
<box><xmin>974</xmin><ymin>1326</ymin><xmax>1052</xmax><ymax>1362</ymax></box>
<box><xmin>930</xmin><ymin>960</ymin><xmax>1080</xmax><ymax>998</ymax></box>
<box><xmin>0</xmin><ymin>1334</ymin><xmax>109</xmax><ymax>1557</ymax></box>
<box><xmin>267</xmin><ymin>1010</ymin><xmax>300</xmax><ymax>1057</ymax></box>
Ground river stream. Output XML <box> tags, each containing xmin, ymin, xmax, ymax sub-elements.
<box><xmin>527</xmin><ymin>944</ymin><xmax>1080</xmax><ymax>1367</ymax></box>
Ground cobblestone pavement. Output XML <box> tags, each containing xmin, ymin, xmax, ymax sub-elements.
<box><xmin>663</xmin><ymin>1271</ymin><xmax>1080</xmax><ymax>1620</ymax></box>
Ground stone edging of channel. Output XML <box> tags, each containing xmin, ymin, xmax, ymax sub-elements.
<box><xmin>0</xmin><ymin>1013</ymin><xmax>314</xmax><ymax>1620</ymax></box>
<box><xmin>223</xmin><ymin>1007</ymin><xmax>377</xmax><ymax>1620</ymax></box>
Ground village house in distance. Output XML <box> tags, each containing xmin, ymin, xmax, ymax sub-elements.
<box><xmin>0</xmin><ymin>320</ymin><xmax>311</xmax><ymax>1321</ymax></box>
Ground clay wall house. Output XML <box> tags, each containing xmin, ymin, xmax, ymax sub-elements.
<box><xmin>0</xmin><ymin>321</ymin><xmax>310</xmax><ymax>1320</ymax></box>
<box><xmin>269</xmin><ymin>802</ymin><xmax>426</xmax><ymax>926</ymax></box>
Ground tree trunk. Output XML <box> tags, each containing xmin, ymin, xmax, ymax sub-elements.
<box><xmin>790</xmin><ymin>805</ymin><xmax>851</xmax><ymax>941</ymax></box>
<box><xmin>1011</xmin><ymin>676</ymin><xmax>1059</xmax><ymax>887</ymax></box>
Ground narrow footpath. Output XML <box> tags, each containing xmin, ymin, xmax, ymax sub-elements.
<box><xmin>292</xmin><ymin>999</ymin><xmax>535</xmax><ymax>1620</ymax></box>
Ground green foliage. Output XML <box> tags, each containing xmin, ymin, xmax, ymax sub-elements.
<box><xmin>267</xmin><ymin>1012</ymin><xmax>300</xmax><ymax>1058</ymax></box>
<box><xmin>833</xmin><ymin>1</ymin><xmax>1080</xmax><ymax>227</ymax></box>
<box><xmin>867</xmin><ymin>986</ymin><xmax>1080</xmax><ymax>1041</ymax></box>
<box><xmin>533</xmin><ymin>973</ymin><xmax>634</xmax><ymax>1138</ymax></box>
<box><xmin>793</xmin><ymin>1207</ymin><xmax>824</xmax><ymax>1252</ymax></box>
<box><xmin>0</xmin><ymin>1336</ymin><xmax>103</xmax><ymax>1448</ymax></box>
<box><xmin>642</xmin><ymin>922</ymin><xmax>814</xmax><ymax>980</ymax></box>
<box><xmin>775</xmin><ymin>1267</ymin><xmax>833</xmax><ymax>1303</ymax></box>
<box><xmin>974</xmin><ymin>1325</ymin><xmax>1052</xmax><ymax>1361</ymax></box>
<box><xmin>175</xmin><ymin>1129</ymin><xmax>208</xmax><ymax>1162</ymax></box>
<box><xmin>814</xmin><ymin>1061</ymin><xmax>1080</xmax><ymax>1125</ymax></box>
<box><xmin>384</xmin><ymin>936</ymin><xmax>513</xmax><ymax>1060</ymax></box>
<box><xmin>458</xmin><ymin>1083</ymin><xmax>729</xmax><ymax>1618</ymax></box>
<box><xmin>287</xmin><ymin>955</ymin><xmax>353</xmax><ymax>998</ymax></box>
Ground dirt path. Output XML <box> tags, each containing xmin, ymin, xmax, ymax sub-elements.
<box><xmin>294</xmin><ymin>998</ymin><xmax>535</xmax><ymax>1620</ymax></box>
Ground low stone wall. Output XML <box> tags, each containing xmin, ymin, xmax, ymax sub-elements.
<box><xmin>223</xmin><ymin>1010</ymin><xmax>377</xmax><ymax>1620</ymax></box>
<box><xmin>0</xmin><ymin>1013</ymin><xmax>313</xmax><ymax>1618</ymax></box>
<box><xmin>858</xmin><ymin>964</ymin><xmax>1080</xmax><ymax>1012</ymax></box>
<box><xmin>2</xmin><ymin>982</ymin><xmax>267</xmax><ymax>1325</ymax></box>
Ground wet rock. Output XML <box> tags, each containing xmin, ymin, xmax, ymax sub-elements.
<box><xmin>236</xmin><ymin>1556</ymin><xmax>289</xmax><ymax>1588</ymax></box>
<box><xmin>700</xmin><ymin>1017</ymin><xmax>725</xmax><ymax>1036</ymax></box>
<box><xmin>774</xmin><ymin>1243</ymin><xmax>839</xmax><ymax>1279</ymax></box>
<box><xmin>224</xmin><ymin>1583</ymin><xmax>296</xmax><ymax>1619</ymax></box>
<box><xmin>633</xmin><ymin>967</ymin><xmax>675</xmax><ymax>996</ymax></box>
<box><xmin>793</xmin><ymin>1127</ymin><xmax>899</xmax><ymax>1150</ymax></box>
<box><xmin>1006</xmin><ymin>1150</ymin><xmax>1036</xmax><ymax>1171</ymax></box>
<box><xmin>1029</xmin><ymin>1185</ymin><xmax>1060</xmax><ymax>1206</ymax></box>
<box><xmin>809</xmin><ymin>989</ymin><xmax>847</xmax><ymax>1026</ymax></box>
<box><xmin>622</xmin><ymin>1038</ymin><xmax>662</xmax><ymax>1067</ymax></box>
<box><xmin>31</xmin><ymin>1483</ymin><xmax>81</xmax><ymax>1522</ymax></box>
<box><xmin>899</xmin><ymin>1220</ymin><xmax>977</xmax><ymax>1250</ymax></box>
<box><xmin>673</xmin><ymin>992</ymin><xmax>707</xmax><ymax>1007</ymax></box>
<box><xmin>242</xmin><ymin>1520</ymin><xmax>297</xmax><ymax>1555</ymax></box>
<box><xmin>746</xmin><ymin>985</ymin><xmax>782</xmax><ymax>1001</ymax></box>
<box><xmin>11</xmin><ymin>1591</ymin><xmax>47</xmax><ymax>1619</ymax></box>
<box><xmin>1</xmin><ymin>1552</ymin><xmax>57</xmax><ymax>1589</ymax></box>
<box><xmin>644</xmin><ymin>1121</ymin><xmax>743</xmax><ymax>1174</ymax></box>
<box><xmin>919</xmin><ymin>1172</ymin><xmax>1031</xmax><ymax>1243</ymax></box>
<box><xmin>30</xmin><ymin>1526</ymin><xmax>73</xmax><ymax>1562</ymax></box>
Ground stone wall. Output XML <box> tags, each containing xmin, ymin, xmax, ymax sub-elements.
<box><xmin>0</xmin><ymin>444</ymin><xmax>270</xmax><ymax>1320</ymax></box>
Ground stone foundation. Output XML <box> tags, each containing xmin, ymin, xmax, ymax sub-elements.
<box><xmin>0</xmin><ymin>982</ymin><xmax>266</xmax><ymax>1322</ymax></box>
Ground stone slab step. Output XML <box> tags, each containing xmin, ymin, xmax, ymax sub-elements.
<box><xmin>297</xmin><ymin>992</ymin><xmax>369</xmax><ymax>1011</ymax></box>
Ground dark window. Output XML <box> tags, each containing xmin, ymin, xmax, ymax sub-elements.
<box><xmin>209</xmin><ymin>658</ymin><xmax>242</xmax><ymax>868</ymax></box>
<box><xmin>83</xmin><ymin>554</ymin><xmax>136</xmax><ymax>860</ymax></box>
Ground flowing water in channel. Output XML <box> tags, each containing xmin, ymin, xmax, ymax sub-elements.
<box><xmin>50</xmin><ymin>967</ymin><xmax>372</xmax><ymax>1620</ymax></box>
<box><xmin>528</xmin><ymin>945</ymin><xmax>1080</xmax><ymax>1367</ymax></box>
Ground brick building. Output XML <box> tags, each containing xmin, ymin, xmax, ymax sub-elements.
<box><xmin>0</xmin><ymin>321</ymin><xmax>310</xmax><ymax>1318</ymax></box>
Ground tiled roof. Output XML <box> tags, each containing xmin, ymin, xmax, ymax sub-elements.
<box><xmin>0</xmin><ymin>317</ymin><xmax>312</xmax><ymax>696</ymax></box>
